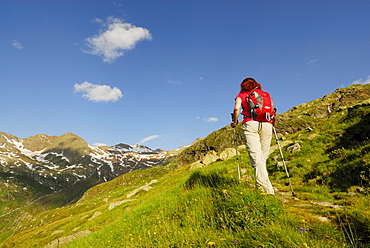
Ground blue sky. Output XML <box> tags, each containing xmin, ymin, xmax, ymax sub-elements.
<box><xmin>1</xmin><ymin>0</ymin><xmax>369</xmax><ymax>150</ymax></box>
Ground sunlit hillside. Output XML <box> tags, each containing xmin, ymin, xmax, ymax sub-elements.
<box><xmin>1</xmin><ymin>84</ymin><xmax>370</xmax><ymax>247</ymax></box>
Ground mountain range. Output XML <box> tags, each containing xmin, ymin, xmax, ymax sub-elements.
<box><xmin>0</xmin><ymin>132</ymin><xmax>167</xmax><ymax>206</ymax></box>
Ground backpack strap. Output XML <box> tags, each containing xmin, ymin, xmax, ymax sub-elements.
<box><xmin>241</xmin><ymin>91</ymin><xmax>253</xmax><ymax>119</ymax></box>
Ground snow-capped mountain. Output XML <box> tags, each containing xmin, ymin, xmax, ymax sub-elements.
<box><xmin>0</xmin><ymin>132</ymin><xmax>167</xmax><ymax>192</ymax></box>
<box><xmin>109</xmin><ymin>143</ymin><xmax>165</xmax><ymax>154</ymax></box>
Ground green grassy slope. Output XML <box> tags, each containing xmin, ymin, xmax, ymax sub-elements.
<box><xmin>3</xmin><ymin>147</ymin><xmax>369</xmax><ymax>247</ymax></box>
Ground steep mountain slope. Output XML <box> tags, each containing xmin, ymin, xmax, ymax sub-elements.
<box><xmin>277</xmin><ymin>83</ymin><xmax>370</xmax><ymax>135</ymax></box>
<box><xmin>175</xmin><ymin>83</ymin><xmax>370</xmax><ymax>166</ymax></box>
<box><xmin>1</xmin><ymin>83</ymin><xmax>369</xmax><ymax>247</ymax></box>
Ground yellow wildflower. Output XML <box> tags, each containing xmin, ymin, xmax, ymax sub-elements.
<box><xmin>207</xmin><ymin>241</ymin><xmax>216</xmax><ymax>246</ymax></box>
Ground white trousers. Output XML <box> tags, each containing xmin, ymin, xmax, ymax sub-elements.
<box><xmin>242</xmin><ymin>121</ymin><xmax>275</xmax><ymax>195</ymax></box>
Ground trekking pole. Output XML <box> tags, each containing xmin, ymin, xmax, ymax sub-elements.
<box><xmin>233</xmin><ymin>128</ymin><xmax>241</xmax><ymax>180</ymax></box>
<box><xmin>273</xmin><ymin>127</ymin><xmax>296</xmax><ymax>197</ymax></box>
<box><xmin>231</xmin><ymin>113</ymin><xmax>241</xmax><ymax>180</ymax></box>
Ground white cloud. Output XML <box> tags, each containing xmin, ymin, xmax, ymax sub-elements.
<box><xmin>139</xmin><ymin>135</ymin><xmax>161</xmax><ymax>144</ymax></box>
<box><xmin>307</xmin><ymin>59</ymin><xmax>319</xmax><ymax>65</ymax></box>
<box><xmin>92</xmin><ymin>18</ymin><xmax>103</xmax><ymax>24</ymax></box>
<box><xmin>196</xmin><ymin>117</ymin><xmax>219</xmax><ymax>122</ymax></box>
<box><xmin>74</xmin><ymin>81</ymin><xmax>123</xmax><ymax>102</ymax></box>
<box><xmin>11</xmin><ymin>40</ymin><xmax>23</xmax><ymax>50</ymax></box>
<box><xmin>92</xmin><ymin>143</ymin><xmax>108</xmax><ymax>147</ymax></box>
<box><xmin>352</xmin><ymin>76</ymin><xmax>370</xmax><ymax>85</ymax></box>
<box><xmin>205</xmin><ymin>117</ymin><xmax>219</xmax><ymax>122</ymax></box>
<box><xmin>168</xmin><ymin>80</ymin><xmax>183</xmax><ymax>85</ymax></box>
<box><xmin>84</xmin><ymin>17</ymin><xmax>152</xmax><ymax>63</ymax></box>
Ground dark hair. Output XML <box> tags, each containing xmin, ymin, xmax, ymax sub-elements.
<box><xmin>240</xmin><ymin>78</ymin><xmax>262</xmax><ymax>92</ymax></box>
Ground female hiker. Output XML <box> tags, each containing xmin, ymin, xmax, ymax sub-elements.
<box><xmin>231</xmin><ymin>77</ymin><xmax>276</xmax><ymax>195</ymax></box>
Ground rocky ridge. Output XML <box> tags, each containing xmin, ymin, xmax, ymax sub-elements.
<box><xmin>277</xmin><ymin>83</ymin><xmax>370</xmax><ymax>135</ymax></box>
<box><xmin>175</xmin><ymin>83</ymin><xmax>370</xmax><ymax>166</ymax></box>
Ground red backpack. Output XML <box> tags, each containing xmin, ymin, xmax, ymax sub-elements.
<box><xmin>243</xmin><ymin>89</ymin><xmax>275</xmax><ymax>122</ymax></box>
